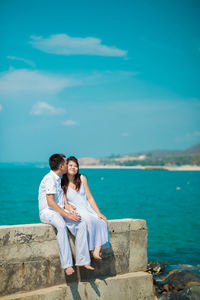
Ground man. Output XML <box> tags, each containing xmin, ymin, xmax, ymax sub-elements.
<box><xmin>38</xmin><ymin>153</ymin><xmax>93</xmax><ymax>275</ymax></box>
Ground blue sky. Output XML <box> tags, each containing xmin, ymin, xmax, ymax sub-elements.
<box><xmin>0</xmin><ymin>0</ymin><xmax>200</xmax><ymax>162</ymax></box>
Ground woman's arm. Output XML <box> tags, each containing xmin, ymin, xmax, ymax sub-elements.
<box><xmin>63</xmin><ymin>192</ymin><xmax>76</xmax><ymax>213</ymax></box>
<box><xmin>82</xmin><ymin>175</ymin><xmax>108</xmax><ymax>222</ymax></box>
<box><xmin>63</xmin><ymin>192</ymin><xmax>68</xmax><ymax>208</ymax></box>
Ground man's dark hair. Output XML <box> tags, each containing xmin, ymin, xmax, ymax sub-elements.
<box><xmin>49</xmin><ymin>154</ymin><xmax>66</xmax><ymax>171</ymax></box>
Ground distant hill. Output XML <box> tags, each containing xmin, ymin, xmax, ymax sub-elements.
<box><xmin>1</xmin><ymin>143</ymin><xmax>199</xmax><ymax>168</ymax></box>
<box><xmin>184</xmin><ymin>143</ymin><xmax>200</xmax><ymax>155</ymax></box>
<box><xmin>97</xmin><ymin>143</ymin><xmax>200</xmax><ymax>167</ymax></box>
<box><xmin>133</xmin><ymin>143</ymin><xmax>200</xmax><ymax>158</ymax></box>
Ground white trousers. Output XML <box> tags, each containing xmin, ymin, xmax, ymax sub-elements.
<box><xmin>40</xmin><ymin>209</ymin><xmax>91</xmax><ymax>269</ymax></box>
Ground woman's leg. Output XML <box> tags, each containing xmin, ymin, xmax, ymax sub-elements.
<box><xmin>84</xmin><ymin>215</ymin><xmax>109</xmax><ymax>260</ymax></box>
<box><xmin>65</xmin><ymin>218</ymin><xmax>93</xmax><ymax>268</ymax></box>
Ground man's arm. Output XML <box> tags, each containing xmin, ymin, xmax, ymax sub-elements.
<box><xmin>47</xmin><ymin>194</ymin><xmax>81</xmax><ymax>222</ymax></box>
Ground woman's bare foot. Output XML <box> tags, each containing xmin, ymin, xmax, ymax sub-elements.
<box><xmin>93</xmin><ymin>253</ymin><xmax>102</xmax><ymax>261</ymax></box>
<box><xmin>92</xmin><ymin>246</ymin><xmax>102</xmax><ymax>261</ymax></box>
<box><xmin>84</xmin><ymin>264</ymin><xmax>95</xmax><ymax>270</ymax></box>
<box><xmin>65</xmin><ymin>267</ymin><xmax>75</xmax><ymax>276</ymax></box>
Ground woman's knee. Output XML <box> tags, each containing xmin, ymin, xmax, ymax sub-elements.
<box><xmin>77</xmin><ymin>219</ymin><xmax>87</xmax><ymax>231</ymax></box>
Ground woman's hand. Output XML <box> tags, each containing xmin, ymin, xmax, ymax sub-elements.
<box><xmin>65</xmin><ymin>204</ymin><xmax>77</xmax><ymax>214</ymax></box>
<box><xmin>97</xmin><ymin>212</ymin><xmax>108</xmax><ymax>222</ymax></box>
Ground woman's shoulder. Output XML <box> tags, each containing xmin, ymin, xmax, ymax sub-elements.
<box><xmin>80</xmin><ymin>174</ymin><xmax>86</xmax><ymax>181</ymax></box>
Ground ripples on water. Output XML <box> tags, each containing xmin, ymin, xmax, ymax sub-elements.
<box><xmin>1</xmin><ymin>167</ymin><xmax>200</xmax><ymax>272</ymax></box>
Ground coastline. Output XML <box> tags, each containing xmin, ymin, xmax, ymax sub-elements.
<box><xmin>80</xmin><ymin>164</ymin><xmax>200</xmax><ymax>171</ymax></box>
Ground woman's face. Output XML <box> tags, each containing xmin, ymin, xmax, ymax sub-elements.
<box><xmin>67</xmin><ymin>160</ymin><xmax>78</xmax><ymax>176</ymax></box>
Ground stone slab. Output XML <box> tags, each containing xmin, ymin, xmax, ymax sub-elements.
<box><xmin>0</xmin><ymin>272</ymin><xmax>154</xmax><ymax>300</ymax></box>
<box><xmin>0</xmin><ymin>219</ymin><xmax>148</xmax><ymax>296</ymax></box>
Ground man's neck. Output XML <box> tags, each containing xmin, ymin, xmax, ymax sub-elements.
<box><xmin>53</xmin><ymin>169</ymin><xmax>62</xmax><ymax>177</ymax></box>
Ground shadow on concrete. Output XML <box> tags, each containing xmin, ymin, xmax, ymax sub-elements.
<box><xmin>89</xmin><ymin>280</ymin><xmax>101</xmax><ymax>297</ymax></box>
<box><xmin>51</xmin><ymin>225</ymin><xmax>116</xmax><ymax>299</ymax></box>
<box><xmin>79</xmin><ymin>245</ymin><xmax>116</xmax><ymax>280</ymax></box>
<box><xmin>68</xmin><ymin>281</ymin><xmax>82</xmax><ymax>300</ymax></box>
<box><xmin>64</xmin><ymin>244</ymin><xmax>115</xmax><ymax>299</ymax></box>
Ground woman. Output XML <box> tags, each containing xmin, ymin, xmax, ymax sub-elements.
<box><xmin>61</xmin><ymin>156</ymin><xmax>109</xmax><ymax>262</ymax></box>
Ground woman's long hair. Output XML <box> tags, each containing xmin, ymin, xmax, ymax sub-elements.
<box><xmin>61</xmin><ymin>156</ymin><xmax>81</xmax><ymax>194</ymax></box>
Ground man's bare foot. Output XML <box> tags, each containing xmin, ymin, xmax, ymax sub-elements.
<box><xmin>84</xmin><ymin>264</ymin><xmax>95</xmax><ymax>270</ymax></box>
<box><xmin>65</xmin><ymin>267</ymin><xmax>75</xmax><ymax>276</ymax></box>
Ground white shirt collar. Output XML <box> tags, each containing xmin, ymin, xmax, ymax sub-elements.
<box><xmin>50</xmin><ymin>170</ymin><xmax>61</xmax><ymax>181</ymax></box>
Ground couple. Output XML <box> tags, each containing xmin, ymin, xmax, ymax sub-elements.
<box><xmin>38</xmin><ymin>153</ymin><xmax>109</xmax><ymax>276</ymax></box>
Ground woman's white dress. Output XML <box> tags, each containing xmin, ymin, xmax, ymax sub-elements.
<box><xmin>66</xmin><ymin>175</ymin><xmax>109</xmax><ymax>250</ymax></box>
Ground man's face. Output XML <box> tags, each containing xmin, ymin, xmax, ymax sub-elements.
<box><xmin>60</xmin><ymin>159</ymin><xmax>68</xmax><ymax>174</ymax></box>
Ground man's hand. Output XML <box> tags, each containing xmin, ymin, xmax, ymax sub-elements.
<box><xmin>47</xmin><ymin>194</ymin><xmax>81</xmax><ymax>222</ymax></box>
<box><xmin>65</xmin><ymin>211</ymin><xmax>81</xmax><ymax>222</ymax></box>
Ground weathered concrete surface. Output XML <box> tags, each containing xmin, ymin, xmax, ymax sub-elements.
<box><xmin>0</xmin><ymin>272</ymin><xmax>154</xmax><ymax>300</ymax></box>
<box><xmin>0</xmin><ymin>219</ymin><xmax>148</xmax><ymax>297</ymax></box>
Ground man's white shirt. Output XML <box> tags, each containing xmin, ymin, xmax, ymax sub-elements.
<box><xmin>38</xmin><ymin>170</ymin><xmax>64</xmax><ymax>214</ymax></box>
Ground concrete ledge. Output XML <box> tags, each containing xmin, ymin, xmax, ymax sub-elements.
<box><xmin>0</xmin><ymin>272</ymin><xmax>154</xmax><ymax>300</ymax></box>
<box><xmin>0</xmin><ymin>219</ymin><xmax>148</xmax><ymax>296</ymax></box>
<box><xmin>0</xmin><ymin>219</ymin><xmax>146</xmax><ymax>248</ymax></box>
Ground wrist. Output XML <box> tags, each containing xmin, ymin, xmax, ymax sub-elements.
<box><xmin>63</xmin><ymin>210</ymin><xmax>70</xmax><ymax>216</ymax></box>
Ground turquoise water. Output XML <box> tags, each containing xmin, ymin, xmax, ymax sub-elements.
<box><xmin>1</xmin><ymin>168</ymin><xmax>200</xmax><ymax>271</ymax></box>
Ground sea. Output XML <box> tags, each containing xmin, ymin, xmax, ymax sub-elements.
<box><xmin>1</xmin><ymin>167</ymin><xmax>200</xmax><ymax>275</ymax></box>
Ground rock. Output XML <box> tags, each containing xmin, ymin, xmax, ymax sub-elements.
<box><xmin>153</xmin><ymin>278</ymin><xmax>167</xmax><ymax>295</ymax></box>
<box><xmin>185</xmin><ymin>281</ymin><xmax>200</xmax><ymax>288</ymax></box>
<box><xmin>179</xmin><ymin>284</ymin><xmax>200</xmax><ymax>300</ymax></box>
<box><xmin>163</xmin><ymin>270</ymin><xmax>200</xmax><ymax>293</ymax></box>
<box><xmin>147</xmin><ymin>261</ymin><xmax>166</xmax><ymax>274</ymax></box>
<box><xmin>162</xmin><ymin>270</ymin><xmax>182</xmax><ymax>282</ymax></box>
<box><xmin>156</xmin><ymin>270</ymin><xmax>200</xmax><ymax>300</ymax></box>
<box><xmin>158</xmin><ymin>284</ymin><xmax>200</xmax><ymax>300</ymax></box>
<box><xmin>165</xmin><ymin>270</ymin><xmax>200</xmax><ymax>293</ymax></box>
<box><xmin>158</xmin><ymin>292</ymin><xmax>179</xmax><ymax>299</ymax></box>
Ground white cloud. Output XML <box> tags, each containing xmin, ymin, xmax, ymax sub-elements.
<box><xmin>7</xmin><ymin>56</ymin><xmax>36</xmax><ymax>67</ymax></box>
<box><xmin>194</xmin><ymin>131</ymin><xmax>200</xmax><ymax>136</ymax></box>
<box><xmin>78</xmin><ymin>70</ymin><xmax>139</xmax><ymax>87</ymax></box>
<box><xmin>0</xmin><ymin>69</ymin><xmax>80</xmax><ymax>96</ymax></box>
<box><xmin>0</xmin><ymin>104</ymin><xmax>2</xmax><ymax>112</ymax></box>
<box><xmin>62</xmin><ymin>120</ymin><xmax>79</xmax><ymax>126</ymax></box>
<box><xmin>121</xmin><ymin>132</ymin><xmax>130</xmax><ymax>137</ymax></box>
<box><xmin>0</xmin><ymin>68</ymin><xmax>137</xmax><ymax>100</ymax></box>
<box><xmin>30</xmin><ymin>34</ymin><xmax>127</xmax><ymax>57</ymax></box>
<box><xmin>30</xmin><ymin>102</ymin><xmax>65</xmax><ymax>115</ymax></box>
